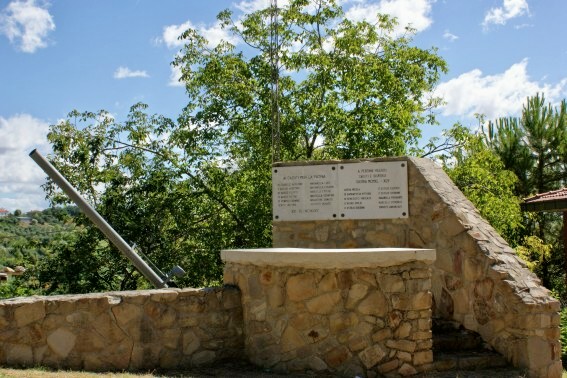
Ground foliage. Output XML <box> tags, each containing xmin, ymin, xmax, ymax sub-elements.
<box><xmin>484</xmin><ymin>94</ymin><xmax>567</xmax><ymax>198</ymax></box>
<box><xmin>175</xmin><ymin>0</ymin><xmax>446</xmax><ymax>162</ymax></box>
<box><xmin>441</xmin><ymin>124</ymin><xmax>523</xmax><ymax>245</ymax></box>
<box><xmin>516</xmin><ymin>235</ymin><xmax>552</xmax><ymax>273</ymax></box>
<box><xmin>484</xmin><ymin>94</ymin><xmax>567</xmax><ymax>291</ymax></box>
<box><xmin>34</xmin><ymin>0</ymin><xmax>447</xmax><ymax>294</ymax></box>
<box><xmin>0</xmin><ymin>207</ymin><xmax>78</xmax><ymax>298</ymax></box>
<box><xmin>561</xmin><ymin>307</ymin><xmax>567</xmax><ymax>366</ymax></box>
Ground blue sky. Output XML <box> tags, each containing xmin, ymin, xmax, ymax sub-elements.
<box><xmin>0</xmin><ymin>0</ymin><xmax>566</xmax><ymax>211</ymax></box>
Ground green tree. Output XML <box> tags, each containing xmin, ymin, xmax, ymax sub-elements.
<box><xmin>441</xmin><ymin>124</ymin><xmax>523</xmax><ymax>245</ymax></box>
<box><xmin>485</xmin><ymin>94</ymin><xmax>567</xmax><ymax>198</ymax></box>
<box><xmin>39</xmin><ymin>0</ymin><xmax>447</xmax><ymax>293</ymax></box>
<box><xmin>175</xmin><ymin>0</ymin><xmax>446</xmax><ymax>162</ymax></box>
<box><xmin>484</xmin><ymin>94</ymin><xmax>567</xmax><ymax>291</ymax></box>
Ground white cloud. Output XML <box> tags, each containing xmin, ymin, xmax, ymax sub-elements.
<box><xmin>161</xmin><ymin>20</ymin><xmax>238</xmax><ymax>87</ymax></box>
<box><xmin>0</xmin><ymin>114</ymin><xmax>51</xmax><ymax>211</ymax></box>
<box><xmin>483</xmin><ymin>0</ymin><xmax>529</xmax><ymax>27</ymax></box>
<box><xmin>161</xmin><ymin>20</ymin><xmax>237</xmax><ymax>50</ymax></box>
<box><xmin>0</xmin><ymin>0</ymin><xmax>55</xmax><ymax>53</ymax></box>
<box><xmin>168</xmin><ymin>63</ymin><xmax>183</xmax><ymax>87</ymax></box>
<box><xmin>235</xmin><ymin>0</ymin><xmax>292</xmax><ymax>13</ymax></box>
<box><xmin>443</xmin><ymin>30</ymin><xmax>458</xmax><ymax>42</ymax></box>
<box><xmin>345</xmin><ymin>0</ymin><xmax>434</xmax><ymax>35</ymax></box>
<box><xmin>435</xmin><ymin>59</ymin><xmax>567</xmax><ymax>120</ymax></box>
<box><xmin>235</xmin><ymin>0</ymin><xmax>270</xmax><ymax>13</ymax></box>
<box><xmin>113</xmin><ymin>66</ymin><xmax>149</xmax><ymax>79</ymax></box>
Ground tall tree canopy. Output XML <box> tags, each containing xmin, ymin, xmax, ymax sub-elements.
<box><xmin>485</xmin><ymin>94</ymin><xmax>567</xmax><ymax>198</ymax></box>
<box><xmin>174</xmin><ymin>0</ymin><xmax>447</xmax><ymax>163</ymax></box>
<box><xmin>38</xmin><ymin>0</ymin><xmax>447</xmax><ymax>293</ymax></box>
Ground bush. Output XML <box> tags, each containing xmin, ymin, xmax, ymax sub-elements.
<box><xmin>561</xmin><ymin>307</ymin><xmax>567</xmax><ymax>366</ymax></box>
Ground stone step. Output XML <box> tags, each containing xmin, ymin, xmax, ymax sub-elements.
<box><xmin>433</xmin><ymin>328</ymin><xmax>484</xmax><ymax>351</ymax></box>
<box><xmin>418</xmin><ymin>367</ymin><xmax>526</xmax><ymax>378</ymax></box>
<box><xmin>433</xmin><ymin>349</ymin><xmax>509</xmax><ymax>372</ymax></box>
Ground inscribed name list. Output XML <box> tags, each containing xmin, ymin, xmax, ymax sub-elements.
<box><xmin>339</xmin><ymin>161</ymin><xmax>408</xmax><ymax>219</ymax></box>
<box><xmin>272</xmin><ymin>165</ymin><xmax>338</xmax><ymax>221</ymax></box>
<box><xmin>272</xmin><ymin>161</ymin><xmax>408</xmax><ymax>221</ymax></box>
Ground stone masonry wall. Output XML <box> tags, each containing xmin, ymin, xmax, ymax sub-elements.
<box><xmin>272</xmin><ymin>157</ymin><xmax>562</xmax><ymax>378</ymax></box>
<box><xmin>224</xmin><ymin>260</ymin><xmax>434</xmax><ymax>377</ymax></box>
<box><xmin>0</xmin><ymin>287</ymin><xmax>243</xmax><ymax>371</ymax></box>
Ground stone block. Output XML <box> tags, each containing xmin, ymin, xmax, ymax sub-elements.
<box><xmin>357</xmin><ymin>270</ymin><xmax>377</xmax><ymax>286</ymax></box>
<box><xmin>192</xmin><ymin>350</ymin><xmax>216</xmax><ymax>365</ymax></box>
<box><xmin>248</xmin><ymin>301</ymin><xmax>267</xmax><ymax>321</ymax></box>
<box><xmin>259</xmin><ymin>269</ymin><xmax>277</xmax><ymax>285</ymax></box>
<box><xmin>15</xmin><ymin>301</ymin><xmax>45</xmax><ymax>327</ymax></box>
<box><xmin>307</xmin><ymin>356</ymin><xmax>328</xmax><ymax>371</ymax></box>
<box><xmin>144</xmin><ymin>302</ymin><xmax>177</xmax><ymax>328</ymax></box>
<box><xmin>324</xmin><ymin>345</ymin><xmax>351</xmax><ymax>368</ymax></box>
<box><xmin>411</xmin><ymin>330</ymin><xmax>432</xmax><ymax>341</ymax></box>
<box><xmin>183</xmin><ymin>329</ymin><xmax>201</xmax><ymax>355</ymax></box>
<box><xmin>112</xmin><ymin>302</ymin><xmax>142</xmax><ymax>327</ymax></box>
<box><xmin>318</xmin><ymin>272</ymin><xmax>338</xmax><ymax>293</ymax></box>
<box><xmin>150</xmin><ymin>290</ymin><xmax>178</xmax><ymax>303</ymax></box>
<box><xmin>306</xmin><ymin>291</ymin><xmax>342</xmax><ymax>314</ymax></box>
<box><xmin>388</xmin><ymin>310</ymin><xmax>403</xmax><ymax>328</ymax></box>
<box><xmin>378</xmin><ymin>275</ymin><xmax>405</xmax><ymax>293</ymax></box>
<box><xmin>358</xmin><ymin>344</ymin><xmax>386</xmax><ymax>368</ymax></box>
<box><xmin>358</xmin><ymin>292</ymin><xmax>388</xmax><ymax>316</ymax></box>
<box><xmin>266</xmin><ymin>286</ymin><xmax>284</xmax><ymax>308</ymax></box>
<box><xmin>386</xmin><ymin>339</ymin><xmax>416</xmax><ymax>353</ymax></box>
<box><xmin>418</xmin><ymin>318</ymin><xmax>431</xmax><ymax>331</ymax></box>
<box><xmin>377</xmin><ymin>358</ymin><xmax>399</xmax><ymax>374</ymax></box>
<box><xmin>413</xmin><ymin>350</ymin><xmax>433</xmax><ymax>365</ymax></box>
<box><xmin>46</xmin><ymin>327</ymin><xmax>76</xmax><ymax>358</ymax></box>
<box><xmin>329</xmin><ymin>312</ymin><xmax>359</xmax><ymax>333</ymax></box>
<box><xmin>398</xmin><ymin>362</ymin><xmax>418</xmax><ymax>376</ymax></box>
<box><xmin>281</xmin><ymin>325</ymin><xmax>305</xmax><ymax>352</ymax></box>
<box><xmin>346</xmin><ymin>284</ymin><xmax>369</xmax><ymax>309</ymax></box>
<box><xmin>348</xmin><ymin>335</ymin><xmax>369</xmax><ymax>352</ymax></box>
<box><xmin>410</xmin><ymin>269</ymin><xmax>430</xmax><ymax>279</ymax></box>
<box><xmin>365</xmin><ymin>230</ymin><xmax>399</xmax><ymax>246</ymax></box>
<box><xmin>290</xmin><ymin>313</ymin><xmax>323</xmax><ymax>331</ymax></box>
<box><xmin>286</xmin><ymin>273</ymin><xmax>316</xmax><ymax>302</ymax></box>
<box><xmin>5</xmin><ymin>343</ymin><xmax>33</xmax><ymax>366</ymax></box>
<box><xmin>395</xmin><ymin>322</ymin><xmax>412</xmax><ymax>339</ymax></box>
<box><xmin>397</xmin><ymin>350</ymin><xmax>412</xmax><ymax>362</ymax></box>
<box><xmin>406</xmin><ymin>278</ymin><xmax>431</xmax><ymax>292</ymax></box>
<box><xmin>372</xmin><ymin>328</ymin><xmax>392</xmax><ymax>342</ymax></box>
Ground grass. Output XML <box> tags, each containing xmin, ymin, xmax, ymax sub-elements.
<box><xmin>0</xmin><ymin>369</ymin><xmax>159</xmax><ymax>378</ymax></box>
<box><xmin>0</xmin><ymin>367</ymin><xmax>565</xmax><ymax>378</ymax></box>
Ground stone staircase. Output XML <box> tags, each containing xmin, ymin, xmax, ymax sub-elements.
<box><xmin>429</xmin><ymin>318</ymin><xmax>525</xmax><ymax>377</ymax></box>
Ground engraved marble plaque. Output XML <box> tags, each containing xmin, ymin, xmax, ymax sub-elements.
<box><xmin>338</xmin><ymin>161</ymin><xmax>408</xmax><ymax>219</ymax></box>
<box><xmin>272</xmin><ymin>161</ymin><xmax>408</xmax><ymax>221</ymax></box>
<box><xmin>272</xmin><ymin>165</ymin><xmax>338</xmax><ymax>221</ymax></box>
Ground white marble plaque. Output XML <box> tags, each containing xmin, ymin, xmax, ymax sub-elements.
<box><xmin>338</xmin><ymin>161</ymin><xmax>408</xmax><ymax>219</ymax></box>
<box><xmin>272</xmin><ymin>165</ymin><xmax>338</xmax><ymax>221</ymax></box>
<box><xmin>273</xmin><ymin>161</ymin><xmax>408</xmax><ymax>221</ymax></box>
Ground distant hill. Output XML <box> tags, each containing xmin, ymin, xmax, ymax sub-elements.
<box><xmin>0</xmin><ymin>206</ymin><xmax>79</xmax><ymax>268</ymax></box>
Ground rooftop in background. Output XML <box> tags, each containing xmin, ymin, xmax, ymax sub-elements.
<box><xmin>521</xmin><ymin>188</ymin><xmax>567</xmax><ymax>212</ymax></box>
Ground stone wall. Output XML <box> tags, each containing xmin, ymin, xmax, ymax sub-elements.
<box><xmin>223</xmin><ymin>249</ymin><xmax>435</xmax><ymax>377</ymax></box>
<box><xmin>272</xmin><ymin>157</ymin><xmax>562</xmax><ymax>378</ymax></box>
<box><xmin>0</xmin><ymin>287</ymin><xmax>243</xmax><ymax>371</ymax></box>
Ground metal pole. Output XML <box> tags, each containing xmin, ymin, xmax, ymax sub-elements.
<box><xmin>29</xmin><ymin>149</ymin><xmax>168</xmax><ymax>289</ymax></box>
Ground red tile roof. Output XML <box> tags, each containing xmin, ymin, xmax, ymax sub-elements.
<box><xmin>522</xmin><ymin>188</ymin><xmax>567</xmax><ymax>212</ymax></box>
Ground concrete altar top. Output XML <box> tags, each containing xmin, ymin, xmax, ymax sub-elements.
<box><xmin>221</xmin><ymin>248</ymin><xmax>436</xmax><ymax>269</ymax></box>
